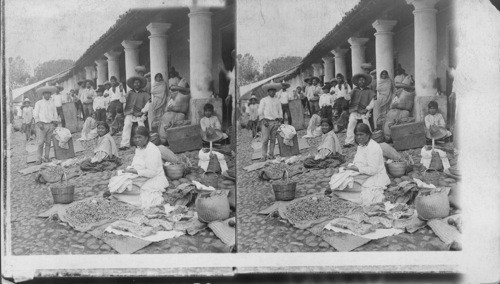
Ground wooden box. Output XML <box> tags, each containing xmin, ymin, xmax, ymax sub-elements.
<box><xmin>52</xmin><ymin>136</ymin><xmax>75</xmax><ymax>160</ymax></box>
<box><xmin>288</xmin><ymin>99</ymin><xmax>305</xmax><ymax>131</ymax></box>
<box><xmin>277</xmin><ymin>134</ymin><xmax>300</xmax><ymax>157</ymax></box>
<box><xmin>390</xmin><ymin>121</ymin><xmax>426</xmax><ymax>151</ymax></box>
<box><xmin>62</xmin><ymin>102</ymin><xmax>80</xmax><ymax>133</ymax></box>
<box><xmin>165</xmin><ymin>124</ymin><xmax>203</xmax><ymax>153</ymax></box>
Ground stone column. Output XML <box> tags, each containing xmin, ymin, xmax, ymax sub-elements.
<box><xmin>348</xmin><ymin>37</ymin><xmax>369</xmax><ymax>75</ymax></box>
<box><xmin>312</xmin><ymin>63</ymin><xmax>323</xmax><ymax>78</ymax></box>
<box><xmin>189</xmin><ymin>6</ymin><xmax>213</xmax><ymax>124</ymax></box>
<box><xmin>372</xmin><ymin>20</ymin><xmax>397</xmax><ymax>78</ymax></box>
<box><xmin>95</xmin><ymin>59</ymin><xmax>108</xmax><ymax>85</ymax></box>
<box><xmin>146</xmin><ymin>23</ymin><xmax>171</xmax><ymax>82</ymax></box>
<box><xmin>105</xmin><ymin>50</ymin><xmax>122</xmax><ymax>81</ymax></box>
<box><xmin>322</xmin><ymin>57</ymin><xmax>335</xmax><ymax>82</ymax></box>
<box><xmin>332</xmin><ymin>48</ymin><xmax>348</xmax><ymax>78</ymax></box>
<box><xmin>121</xmin><ymin>40</ymin><xmax>143</xmax><ymax>80</ymax></box>
<box><xmin>84</xmin><ymin>66</ymin><xmax>95</xmax><ymax>80</ymax></box>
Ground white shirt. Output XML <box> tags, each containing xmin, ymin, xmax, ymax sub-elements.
<box><xmin>80</xmin><ymin>88</ymin><xmax>96</xmax><ymax>104</ymax></box>
<box><xmin>278</xmin><ymin>90</ymin><xmax>293</xmax><ymax>104</ymax></box>
<box><xmin>353</xmin><ymin>139</ymin><xmax>391</xmax><ymax>188</ymax></box>
<box><xmin>258</xmin><ymin>96</ymin><xmax>282</xmax><ymax>120</ymax></box>
<box><xmin>424</xmin><ymin>113</ymin><xmax>446</xmax><ymax>129</ymax></box>
<box><xmin>130</xmin><ymin>142</ymin><xmax>169</xmax><ymax>192</ymax></box>
<box><xmin>51</xmin><ymin>93</ymin><xmax>64</xmax><ymax>107</ymax></box>
<box><xmin>107</xmin><ymin>87</ymin><xmax>125</xmax><ymax>102</ymax></box>
<box><xmin>246</xmin><ymin>104</ymin><xmax>259</xmax><ymax>121</ymax></box>
<box><xmin>93</xmin><ymin>96</ymin><xmax>109</xmax><ymax>110</ymax></box>
<box><xmin>333</xmin><ymin>83</ymin><xmax>352</xmax><ymax>101</ymax></box>
<box><xmin>319</xmin><ymin>93</ymin><xmax>334</xmax><ymax>108</ymax></box>
<box><xmin>305</xmin><ymin>85</ymin><xmax>322</xmax><ymax>101</ymax></box>
<box><xmin>200</xmin><ymin>116</ymin><xmax>222</xmax><ymax>132</ymax></box>
<box><xmin>33</xmin><ymin>99</ymin><xmax>59</xmax><ymax>123</ymax></box>
<box><xmin>22</xmin><ymin>106</ymin><xmax>34</xmax><ymax>123</ymax></box>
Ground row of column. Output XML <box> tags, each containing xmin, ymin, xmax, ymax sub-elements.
<box><xmin>78</xmin><ymin>6</ymin><xmax>214</xmax><ymax>105</ymax></box>
<box><xmin>318</xmin><ymin>0</ymin><xmax>439</xmax><ymax>99</ymax></box>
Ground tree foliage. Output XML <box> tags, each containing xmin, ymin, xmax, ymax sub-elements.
<box><xmin>8</xmin><ymin>56</ymin><xmax>31</xmax><ymax>89</ymax></box>
<box><xmin>237</xmin><ymin>53</ymin><xmax>261</xmax><ymax>86</ymax></box>
<box><xmin>261</xmin><ymin>56</ymin><xmax>302</xmax><ymax>79</ymax></box>
<box><xmin>30</xmin><ymin>59</ymin><xmax>74</xmax><ymax>83</ymax></box>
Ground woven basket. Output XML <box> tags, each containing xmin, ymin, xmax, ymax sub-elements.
<box><xmin>202</xmin><ymin>172</ymin><xmax>219</xmax><ymax>189</ymax></box>
<box><xmin>271</xmin><ymin>170</ymin><xmax>296</xmax><ymax>201</ymax></box>
<box><xmin>386</xmin><ymin>161</ymin><xmax>407</xmax><ymax>178</ymax></box>
<box><xmin>50</xmin><ymin>174</ymin><xmax>75</xmax><ymax>204</ymax></box>
<box><xmin>164</xmin><ymin>164</ymin><xmax>185</xmax><ymax>180</ymax></box>
<box><xmin>415</xmin><ymin>191</ymin><xmax>450</xmax><ymax>220</ymax></box>
<box><xmin>429</xmin><ymin>150</ymin><xmax>444</xmax><ymax>171</ymax></box>
<box><xmin>207</xmin><ymin>153</ymin><xmax>221</xmax><ymax>173</ymax></box>
<box><xmin>372</xmin><ymin>130</ymin><xmax>385</xmax><ymax>143</ymax></box>
<box><xmin>195</xmin><ymin>193</ymin><xmax>230</xmax><ymax>223</ymax></box>
<box><xmin>422</xmin><ymin>170</ymin><xmax>441</xmax><ymax>186</ymax></box>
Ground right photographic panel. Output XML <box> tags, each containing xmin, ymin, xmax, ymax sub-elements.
<box><xmin>237</xmin><ymin>0</ymin><xmax>461</xmax><ymax>253</ymax></box>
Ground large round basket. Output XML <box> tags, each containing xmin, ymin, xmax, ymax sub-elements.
<box><xmin>164</xmin><ymin>164</ymin><xmax>185</xmax><ymax>180</ymax></box>
<box><xmin>415</xmin><ymin>191</ymin><xmax>450</xmax><ymax>220</ymax></box>
<box><xmin>272</xmin><ymin>182</ymin><xmax>297</xmax><ymax>201</ymax></box>
<box><xmin>50</xmin><ymin>185</ymin><xmax>75</xmax><ymax>204</ymax></box>
<box><xmin>386</xmin><ymin>161</ymin><xmax>407</xmax><ymax>178</ymax></box>
<box><xmin>195</xmin><ymin>193</ymin><xmax>230</xmax><ymax>223</ymax></box>
<box><xmin>372</xmin><ymin>130</ymin><xmax>385</xmax><ymax>143</ymax></box>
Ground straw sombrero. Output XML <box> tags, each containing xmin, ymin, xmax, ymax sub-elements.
<box><xmin>126</xmin><ymin>76</ymin><xmax>148</xmax><ymax>90</ymax></box>
<box><xmin>352</xmin><ymin>73</ymin><xmax>372</xmax><ymax>87</ymax></box>
<box><xmin>85</xmin><ymin>79</ymin><xmax>94</xmax><ymax>87</ymax></box>
<box><xmin>310</xmin><ymin>76</ymin><xmax>320</xmax><ymax>82</ymax></box>
<box><xmin>23</xmin><ymin>98</ymin><xmax>31</xmax><ymax>104</ymax></box>
<box><xmin>202</xmin><ymin>128</ymin><xmax>225</xmax><ymax>142</ymax></box>
<box><xmin>77</xmin><ymin>80</ymin><xmax>85</xmax><ymax>86</ymax></box>
<box><xmin>361</xmin><ymin>63</ymin><xmax>373</xmax><ymax>70</ymax></box>
<box><xmin>304</xmin><ymin>77</ymin><xmax>311</xmax><ymax>83</ymax></box>
<box><xmin>144</xmin><ymin>72</ymin><xmax>151</xmax><ymax>78</ymax></box>
<box><xmin>36</xmin><ymin>85</ymin><xmax>58</xmax><ymax>96</ymax></box>
<box><xmin>250</xmin><ymin>95</ymin><xmax>257</xmax><ymax>101</ymax></box>
<box><xmin>135</xmin><ymin>65</ymin><xmax>147</xmax><ymax>73</ymax></box>
<box><xmin>170</xmin><ymin>85</ymin><xmax>190</xmax><ymax>94</ymax></box>
<box><xmin>262</xmin><ymin>83</ymin><xmax>283</xmax><ymax>92</ymax></box>
<box><xmin>370</xmin><ymin>70</ymin><xmax>377</xmax><ymax>75</ymax></box>
<box><xmin>103</xmin><ymin>80</ymin><xmax>111</xmax><ymax>86</ymax></box>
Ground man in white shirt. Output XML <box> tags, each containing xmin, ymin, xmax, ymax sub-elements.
<box><xmin>306</xmin><ymin>77</ymin><xmax>322</xmax><ymax>115</ymax></box>
<box><xmin>106</xmin><ymin>76</ymin><xmax>125</xmax><ymax>126</ymax></box>
<box><xmin>33</xmin><ymin>86</ymin><xmax>59</xmax><ymax>164</ymax></box>
<box><xmin>79</xmin><ymin>80</ymin><xmax>96</xmax><ymax>120</ymax></box>
<box><xmin>332</xmin><ymin>73</ymin><xmax>352</xmax><ymax>101</ymax></box>
<box><xmin>278</xmin><ymin>83</ymin><xmax>293</xmax><ymax>125</ymax></box>
<box><xmin>258</xmin><ymin>83</ymin><xmax>283</xmax><ymax>161</ymax></box>
<box><xmin>52</xmin><ymin>86</ymin><xmax>66</xmax><ymax>127</ymax></box>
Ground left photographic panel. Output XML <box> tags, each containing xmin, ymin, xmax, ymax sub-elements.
<box><xmin>3</xmin><ymin>0</ymin><xmax>236</xmax><ymax>257</ymax></box>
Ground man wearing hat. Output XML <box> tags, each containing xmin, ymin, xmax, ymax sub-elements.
<box><xmin>119</xmin><ymin>76</ymin><xmax>150</xmax><ymax>150</ymax></box>
<box><xmin>21</xmin><ymin>98</ymin><xmax>34</xmax><ymax>141</ymax></box>
<box><xmin>305</xmin><ymin>77</ymin><xmax>322</xmax><ymax>115</ymax></box>
<box><xmin>33</xmin><ymin>86</ymin><xmax>60</xmax><ymax>164</ymax></box>
<box><xmin>258</xmin><ymin>83</ymin><xmax>283</xmax><ymax>160</ymax></box>
<box><xmin>135</xmin><ymin>66</ymin><xmax>151</xmax><ymax>93</ymax></box>
<box><xmin>277</xmin><ymin>83</ymin><xmax>294</xmax><ymax>125</ymax></box>
<box><xmin>302</xmin><ymin>78</ymin><xmax>313</xmax><ymax>115</ymax></box>
<box><xmin>52</xmin><ymin>85</ymin><xmax>66</xmax><ymax>127</ymax></box>
<box><xmin>344</xmin><ymin>73</ymin><xmax>376</xmax><ymax>148</ymax></box>
<box><xmin>361</xmin><ymin>63</ymin><xmax>373</xmax><ymax>74</ymax></box>
<box><xmin>79</xmin><ymin>80</ymin><xmax>97</xmax><ymax>120</ymax></box>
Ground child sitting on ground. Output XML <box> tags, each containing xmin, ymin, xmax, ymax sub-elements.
<box><xmin>200</xmin><ymin>103</ymin><xmax>229</xmax><ymax>146</ymax></box>
<box><xmin>424</xmin><ymin>101</ymin><xmax>452</xmax><ymax>143</ymax></box>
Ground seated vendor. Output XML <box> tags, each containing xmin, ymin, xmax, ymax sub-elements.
<box><xmin>200</xmin><ymin>103</ymin><xmax>229</xmax><ymax>146</ymax></box>
<box><xmin>304</xmin><ymin>105</ymin><xmax>333</xmax><ymax>138</ymax></box>
<box><xmin>107</xmin><ymin>126</ymin><xmax>169</xmax><ymax>209</ymax></box>
<box><xmin>303</xmin><ymin>119</ymin><xmax>344</xmax><ymax>169</ymax></box>
<box><xmin>80</xmin><ymin>121</ymin><xmax>121</xmax><ymax>172</ymax></box>
<box><xmin>330</xmin><ymin>123</ymin><xmax>390</xmax><ymax>205</ymax></box>
<box><xmin>425</xmin><ymin>101</ymin><xmax>452</xmax><ymax>143</ymax></box>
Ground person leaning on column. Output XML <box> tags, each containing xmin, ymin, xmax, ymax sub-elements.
<box><xmin>258</xmin><ymin>82</ymin><xmax>283</xmax><ymax>161</ymax></box>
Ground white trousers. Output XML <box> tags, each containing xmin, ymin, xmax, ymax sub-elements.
<box><xmin>120</xmin><ymin>115</ymin><xmax>145</xmax><ymax>147</ymax></box>
<box><xmin>345</xmin><ymin>112</ymin><xmax>372</xmax><ymax>145</ymax></box>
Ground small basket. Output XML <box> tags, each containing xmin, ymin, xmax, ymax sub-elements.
<box><xmin>164</xmin><ymin>164</ymin><xmax>185</xmax><ymax>180</ymax></box>
<box><xmin>386</xmin><ymin>161</ymin><xmax>408</xmax><ymax>178</ymax></box>
<box><xmin>195</xmin><ymin>192</ymin><xmax>230</xmax><ymax>223</ymax></box>
<box><xmin>272</xmin><ymin>170</ymin><xmax>297</xmax><ymax>201</ymax></box>
<box><xmin>50</xmin><ymin>174</ymin><xmax>75</xmax><ymax>204</ymax></box>
<box><xmin>372</xmin><ymin>130</ymin><xmax>385</xmax><ymax>143</ymax></box>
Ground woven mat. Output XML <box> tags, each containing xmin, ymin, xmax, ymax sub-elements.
<box><xmin>88</xmin><ymin>223</ymin><xmax>152</xmax><ymax>254</ymax></box>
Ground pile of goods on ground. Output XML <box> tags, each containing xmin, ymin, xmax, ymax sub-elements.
<box><xmin>283</xmin><ymin>195</ymin><xmax>355</xmax><ymax>225</ymax></box>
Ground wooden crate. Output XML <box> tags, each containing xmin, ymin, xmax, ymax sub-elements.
<box><xmin>62</xmin><ymin>102</ymin><xmax>79</xmax><ymax>133</ymax></box>
<box><xmin>277</xmin><ymin>134</ymin><xmax>300</xmax><ymax>157</ymax></box>
<box><xmin>52</xmin><ymin>136</ymin><xmax>75</xmax><ymax>160</ymax></box>
<box><xmin>165</xmin><ymin>124</ymin><xmax>203</xmax><ymax>153</ymax></box>
<box><xmin>390</xmin><ymin>121</ymin><xmax>426</xmax><ymax>151</ymax></box>
<box><xmin>288</xmin><ymin>99</ymin><xmax>305</xmax><ymax>131</ymax></box>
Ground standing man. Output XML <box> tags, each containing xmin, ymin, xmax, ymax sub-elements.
<box><xmin>119</xmin><ymin>76</ymin><xmax>150</xmax><ymax>150</ymax></box>
<box><xmin>21</xmin><ymin>98</ymin><xmax>34</xmax><ymax>141</ymax></box>
<box><xmin>135</xmin><ymin>66</ymin><xmax>151</xmax><ymax>94</ymax></box>
<box><xmin>33</xmin><ymin>85</ymin><xmax>59</xmax><ymax>164</ymax></box>
<box><xmin>107</xmin><ymin>77</ymin><xmax>125</xmax><ymax>121</ymax></box>
<box><xmin>306</xmin><ymin>77</ymin><xmax>322</xmax><ymax>115</ymax></box>
<box><xmin>332</xmin><ymin>73</ymin><xmax>352</xmax><ymax>101</ymax></box>
<box><xmin>79</xmin><ymin>80</ymin><xmax>96</xmax><ymax>120</ymax></box>
<box><xmin>278</xmin><ymin>83</ymin><xmax>293</xmax><ymax>125</ymax></box>
<box><xmin>343</xmin><ymin>73</ymin><xmax>376</xmax><ymax>148</ymax></box>
<box><xmin>258</xmin><ymin>83</ymin><xmax>283</xmax><ymax>161</ymax></box>
<box><xmin>52</xmin><ymin>85</ymin><xmax>66</xmax><ymax>127</ymax></box>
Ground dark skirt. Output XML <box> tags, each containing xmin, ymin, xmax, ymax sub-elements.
<box><xmin>80</xmin><ymin>155</ymin><xmax>122</xmax><ymax>172</ymax></box>
<box><xmin>303</xmin><ymin>152</ymin><xmax>345</xmax><ymax>170</ymax></box>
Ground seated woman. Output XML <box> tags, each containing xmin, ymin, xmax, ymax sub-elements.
<box><xmin>425</xmin><ymin>101</ymin><xmax>452</xmax><ymax>144</ymax></box>
<box><xmin>303</xmin><ymin>105</ymin><xmax>332</xmax><ymax>138</ymax></box>
<box><xmin>107</xmin><ymin>126</ymin><xmax>169</xmax><ymax>209</ymax></box>
<box><xmin>329</xmin><ymin>123</ymin><xmax>390</xmax><ymax>205</ymax></box>
<box><xmin>304</xmin><ymin>119</ymin><xmax>344</xmax><ymax>169</ymax></box>
<box><xmin>200</xmin><ymin>103</ymin><xmax>229</xmax><ymax>146</ymax></box>
<box><xmin>80</xmin><ymin>121</ymin><xmax>121</xmax><ymax>172</ymax></box>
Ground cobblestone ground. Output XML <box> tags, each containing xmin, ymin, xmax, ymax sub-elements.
<box><xmin>8</xmin><ymin>126</ymin><xmax>234</xmax><ymax>255</ymax></box>
<box><xmin>237</xmin><ymin>122</ymin><xmax>454</xmax><ymax>253</ymax></box>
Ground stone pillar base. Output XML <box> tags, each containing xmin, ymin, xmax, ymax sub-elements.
<box><xmin>413</xmin><ymin>95</ymin><xmax>447</xmax><ymax>123</ymax></box>
<box><xmin>189</xmin><ymin>98</ymin><xmax>223</xmax><ymax>126</ymax></box>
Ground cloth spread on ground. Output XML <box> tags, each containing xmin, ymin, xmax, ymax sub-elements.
<box><xmin>198</xmin><ymin>150</ymin><xmax>228</xmax><ymax>173</ymax></box>
<box><xmin>303</xmin><ymin>153</ymin><xmax>344</xmax><ymax>170</ymax></box>
<box><xmin>88</xmin><ymin>223</ymin><xmax>151</xmax><ymax>254</ymax></box>
<box><xmin>278</xmin><ymin>124</ymin><xmax>296</xmax><ymax>146</ymax></box>
<box><xmin>53</xmin><ymin>127</ymin><xmax>72</xmax><ymax>149</ymax></box>
<box><xmin>208</xmin><ymin>217</ymin><xmax>236</xmax><ymax>247</ymax></box>
<box><xmin>80</xmin><ymin>155</ymin><xmax>122</xmax><ymax>172</ymax></box>
<box><xmin>324</xmin><ymin>221</ymin><xmax>403</xmax><ymax>239</ymax></box>
<box><xmin>105</xmin><ymin>222</ymin><xmax>184</xmax><ymax>242</ymax></box>
<box><xmin>420</xmin><ymin>147</ymin><xmax>450</xmax><ymax>170</ymax></box>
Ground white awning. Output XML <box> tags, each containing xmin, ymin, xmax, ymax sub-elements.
<box><xmin>11</xmin><ymin>68</ymin><xmax>73</xmax><ymax>101</ymax></box>
<box><xmin>238</xmin><ymin>65</ymin><xmax>299</xmax><ymax>100</ymax></box>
